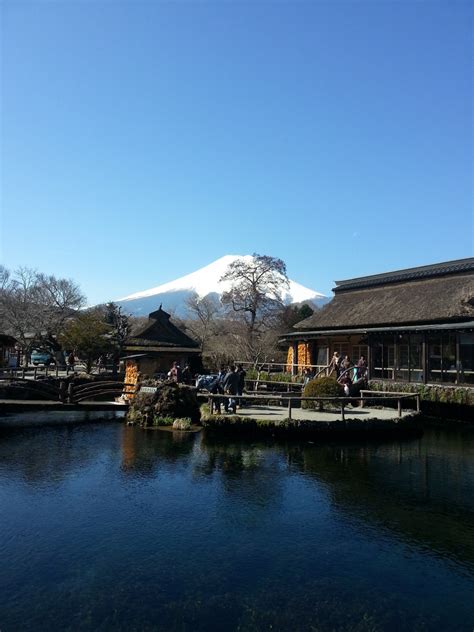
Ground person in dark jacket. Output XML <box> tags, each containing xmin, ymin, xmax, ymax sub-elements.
<box><xmin>236</xmin><ymin>364</ymin><xmax>246</xmax><ymax>400</ymax></box>
<box><xmin>209</xmin><ymin>367</ymin><xmax>226</xmax><ymax>413</ymax></box>
<box><xmin>356</xmin><ymin>355</ymin><xmax>368</xmax><ymax>381</ymax></box>
<box><xmin>181</xmin><ymin>363</ymin><xmax>192</xmax><ymax>385</ymax></box>
<box><xmin>223</xmin><ymin>365</ymin><xmax>240</xmax><ymax>414</ymax></box>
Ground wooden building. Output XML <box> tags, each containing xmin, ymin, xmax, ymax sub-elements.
<box><xmin>0</xmin><ymin>334</ymin><xmax>17</xmax><ymax>368</ymax></box>
<box><xmin>122</xmin><ymin>307</ymin><xmax>201</xmax><ymax>388</ymax></box>
<box><xmin>282</xmin><ymin>258</ymin><xmax>474</xmax><ymax>385</ymax></box>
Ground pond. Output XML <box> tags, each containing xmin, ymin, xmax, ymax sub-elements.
<box><xmin>1</xmin><ymin>423</ymin><xmax>473</xmax><ymax>631</ymax></box>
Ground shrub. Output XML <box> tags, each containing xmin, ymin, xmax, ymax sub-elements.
<box><xmin>172</xmin><ymin>418</ymin><xmax>192</xmax><ymax>430</ymax></box>
<box><xmin>152</xmin><ymin>416</ymin><xmax>174</xmax><ymax>426</ymax></box>
<box><xmin>302</xmin><ymin>377</ymin><xmax>344</xmax><ymax>410</ymax></box>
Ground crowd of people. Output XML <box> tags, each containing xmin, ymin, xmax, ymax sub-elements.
<box><xmin>166</xmin><ymin>352</ymin><xmax>368</xmax><ymax>414</ymax></box>
<box><xmin>205</xmin><ymin>364</ymin><xmax>246</xmax><ymax>414</ymax></box>
<box><xmin>167</xmin><ymin>361</ymin><xmax>246</xmax><ymax>414</ymax></box>
<box><xmin>329</xmin><ymin>352</ymin><xmax>368</xmax><ymax>394</ymax></box>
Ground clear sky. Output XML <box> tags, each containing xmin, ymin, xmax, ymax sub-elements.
<box><xmin>1</xmin><ymin>0</ymin><xmax>472</xmax><ymax>304</ymax></box>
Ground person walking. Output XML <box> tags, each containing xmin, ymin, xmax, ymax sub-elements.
<box><xmin>356</xmin><ymin>355</ymin><xmax>368</xmax><ymax>381</ymax></box>
<box><xmin>209</xmin><ymin>368</ymin><xmax>225</xmax><ymax>414</ymax></box>
<box><xmin>181</xmin><ymin>363</ymin><xmax>192</xmax><ymax>385</ymax></box>
<box><xmin>223</xmin><ymin>365</ymin><xmax>240</xmax><ymax>414</ymax></box>
<box><xmin>303</xmin><ymin>367</ymin><xmax>313</xmax><ymax>386</ymax></box>
<box><xmin>236</xmin><ymin>364</ymin><xmax>246</xmax><ymax>407</ymax></box>
<box><xmin>330</xmin><ymin>351</ymin><xmax>342</xmax><ymax>378</ymax></box>
<box><xmin>168</xmin><ymin>361</ymin><xmax>182</xmax><ymax>383</ymax></box>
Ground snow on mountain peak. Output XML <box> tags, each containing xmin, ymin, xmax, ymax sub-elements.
<box><xmin>116</xmin><ymin>255</ymin><xmax>326</xmax><ymax>316</ymax></box>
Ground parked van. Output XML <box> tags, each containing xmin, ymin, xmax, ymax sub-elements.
<box><xmin>31</xmin><ymin>350</ymin><xmax>55</xmax><ymax>366</ymax></box>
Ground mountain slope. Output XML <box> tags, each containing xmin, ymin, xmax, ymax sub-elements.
<box><xmin>115</xmin><ymin>255</ymin><xmax>327</xmax><ymax>316</ymax></box>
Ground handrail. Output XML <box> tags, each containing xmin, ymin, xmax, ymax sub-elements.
<box><xmin>337</xmin><ymin>366</ymin><xmax>368</xmax><ymax>383</ymax></box>
<box><xmin>200</xmin><ymin>391</ymin><xmax>420</xmax><ymax>419</ymax></box>
<box><xmin>244</xmin><ymin>378</ymin><xmax>303</xmax><ymax>387</ymax></box>
<box><xmin>314</xmin><ymin>364</ymin><xmax>332</xmax><ymax>379</ymax></box>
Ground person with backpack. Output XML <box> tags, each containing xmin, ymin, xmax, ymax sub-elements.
<box><xmin>209</xmin><ymin>366</ymin><xmax>226</xmax><ymax>414</ymax></box>
<box><xmin>223</xmin><ymin>365</ymin><xmax>240</xmax><ymax>414</ymax></box>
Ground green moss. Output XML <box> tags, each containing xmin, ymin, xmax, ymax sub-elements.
<box><xmin>152</xmin><ymin>416</ymin><xmax>174</xmax><ymax>426</ymax></box>
<box><xmin>368</xmin><ymin>380</ymin><xmax>474</xmax><ymax>407</ymax></box>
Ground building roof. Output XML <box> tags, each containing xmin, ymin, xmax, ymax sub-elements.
<box><xmin>125</xmin><ymin>307</ymin><xmax>199</xmax><ymax>350</ymax></box>
<box><xmin>334</xmin><ymin>257</ymin><xmax>474</xmax><ymax>292</ymax></box>
<box><xmin>0</xmin><ymin>333</ymin><xmax>17</xmax><ymax>346</ymax></box>
<box><xmin>295</xmin><ymin>260</ymin><xmax>474</xmax><ymax>331</ymax></box>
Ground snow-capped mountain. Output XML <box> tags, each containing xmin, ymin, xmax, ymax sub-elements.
<box><xmin>115</xmin><ymin>255</ymin><xmax>327</xmax><ymax>317</ymax></box>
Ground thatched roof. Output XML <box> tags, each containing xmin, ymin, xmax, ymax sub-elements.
<box><xmin>0</xmin><ymin>333</ymin><xmax>16</xmax><ymax>346</ymax></box>
<box><xmin>125</xmin><ymin>307</ymin><xmax>199</xmax><ymax>350</ymax></box>
<box><xmin>295</xmin><ymin>259</ymin><xmax>474</xmax><ymax>331</ymax></box>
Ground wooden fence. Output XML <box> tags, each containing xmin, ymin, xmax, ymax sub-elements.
<box><xmin>199</xmin><ymin>391</ymin><xmax>420</xmax><ymax>420</ymax></box>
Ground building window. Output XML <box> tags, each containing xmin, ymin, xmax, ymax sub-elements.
<box><xmin>427</xmin><ymin>336</ymin><xmax>442</xmax><ymax>382</ymax></box>
<box><xmin>459</xmin><ymin>333</ymin><xmax>474</xmax><ymax>384</ymax></box>
<box><xmin>332</xmin><ymin>343</ymin><xmax>350</xmax><ymax>360</ymax></box>
<box><xmin>409</xmin><ymin>335</ymin><xmax>423</xmax><ymax>383</ymax></box>
<box><xmin>441</xmin><ymin>334</ymin><xmax>457</xmax><ymax>384</ymax></box>
<box><xmin>371</xmin><ymin>335</ymin><xmax>395</xmax><ymax>380</ymax></box>
<box><xmin>352</xmin><ymin>345</ymin><xmax>368</xmax><ymax>364</ymax></box>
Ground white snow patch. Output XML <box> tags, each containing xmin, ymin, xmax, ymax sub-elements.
<box><xmin>117</xmin><ymin>254</ymin><xmax>326</xmax><ymax>304</ymax></box>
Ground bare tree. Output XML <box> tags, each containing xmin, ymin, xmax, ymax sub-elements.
<box><xmin>184</xmin><ymin>292</ymin><xmax>221</xmax><ymax>352</ymax></box>
<box><xmin>0</xmin><ymin>266</ymin><xmax>85</xmax><ymax>364</ymax></box>
<box><xmin>220</xmin><ymin>254</ymin><xmax>289</xmax><ymax>364</ymax></box>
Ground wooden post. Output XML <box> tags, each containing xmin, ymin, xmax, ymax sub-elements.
<box><xmin>398</xmin><ymin>398</ymin><xmax>402</xmax><ymax>417</ymax></box>
<box><xmin>55</xmin><ymin>366</ymin><xmax>59</xmax><ymax>378</ymax></box>
<box><xmin>416</xmin><ymin>394</ymin><xmax>420</xmax><ymax>413</ymax></box>
<box><xmin>22</xmin><ymin>368</ymin><xmax>26</xmax><ymax>379</ymax></box>
<box><xmin>292</xmin><ymin>342</ymin><xmax>298</xmax><ymax>376</ymax></box>
<box><xmin>341</xmin><ymin>402</ymin><xmax>345</xmax><ymax>421</ymax></box>
<box><xmin>287</xmin><ymin>397</ymin><xmax>292</xmax><ymax>420</ymax></box>
<box><xmin>67</xmin><ymin>383</ymin><xmax>74</xmax><ymax>404</ymax></box>
<box><xmin>34</xmin><ymin>367</ymin><xmax>37</xmax><ymax>380</ymax></box>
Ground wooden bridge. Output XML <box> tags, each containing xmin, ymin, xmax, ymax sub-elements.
<box><xmin>0</xmin><ymin>375</ymin><xmax>133</xmax><ymax>411</ymax></box>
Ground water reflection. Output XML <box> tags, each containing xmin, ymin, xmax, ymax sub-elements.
<box><xmin>1</xmin><ymin>423</ymin><xmax>473</xmax><ymax>631</ymax></box>
<box><xmin>120</xmin><ymin>426</ymin><xmax>196</xmax><ymax>474</ymax></box>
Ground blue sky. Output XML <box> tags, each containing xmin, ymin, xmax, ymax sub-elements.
<box><xmin>1</xmin><ymin>0</ymin><xmax>472</xmax><ymax>304</ymax></box>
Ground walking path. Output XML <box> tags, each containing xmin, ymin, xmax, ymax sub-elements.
<box><xmin>221</xmin><ymin>404</ymin><xmax>416</xmax><ymax>422</ymax></box>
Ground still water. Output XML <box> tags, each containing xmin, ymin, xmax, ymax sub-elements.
<box><xmin>1</xmin><ymin>423</ymin><xmax>473</xmax><ymax>632</ymax></box>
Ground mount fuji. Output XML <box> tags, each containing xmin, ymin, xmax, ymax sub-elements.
<box><xmin>115</xmin><ymin>255</ymin><xmax>327</xmax><ymax>317</ymax></box>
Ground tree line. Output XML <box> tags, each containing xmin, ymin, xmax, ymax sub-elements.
<box><xmin>0</xmin><ymin>254</ymin><xmax>315</xmax><ymax>372</ymax></box>
<box><xmin>178</xmin><ymin>254</ymin><xmax>314</xmax><ymax>369</ymax></box>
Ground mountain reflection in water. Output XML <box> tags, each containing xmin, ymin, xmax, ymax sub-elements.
<box><xmin>0</xmin><ymin>423</ymin><xmax>473</xmax><ymax>631</ymax></box>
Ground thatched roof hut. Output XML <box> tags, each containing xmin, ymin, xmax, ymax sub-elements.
<box><xmin>125</xmin><ymin>307</ymin><xmax>199</xmax><ymax>352</ymax></box>
<box><xmin>294</xmin><ymin>258</ymin><xmax>474</xmax><ymax>332</ymax></box>
<box><xmin>123</xmin><ymin>307</ymin><xmax>201</xmax><ymax>380</ymax></box>
<box><xmin>281</xmin><ymin>259</ymin><xmax>474</xmax><ymax>386</ymax></box>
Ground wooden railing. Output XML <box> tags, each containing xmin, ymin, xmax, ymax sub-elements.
<box><xmin>0</xmin><ymin>365</ymin><xmax>119</xmax><ymax>380</ymax></box>
<box><xmin>199</xmin><ymin>391</ymin><xmax>420</xmax><ymax>420</ymax></box>
<box><xmin>0</xmin><ymin>375</ymin><xmax>135</xmax><ymax>404</ymax></box>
